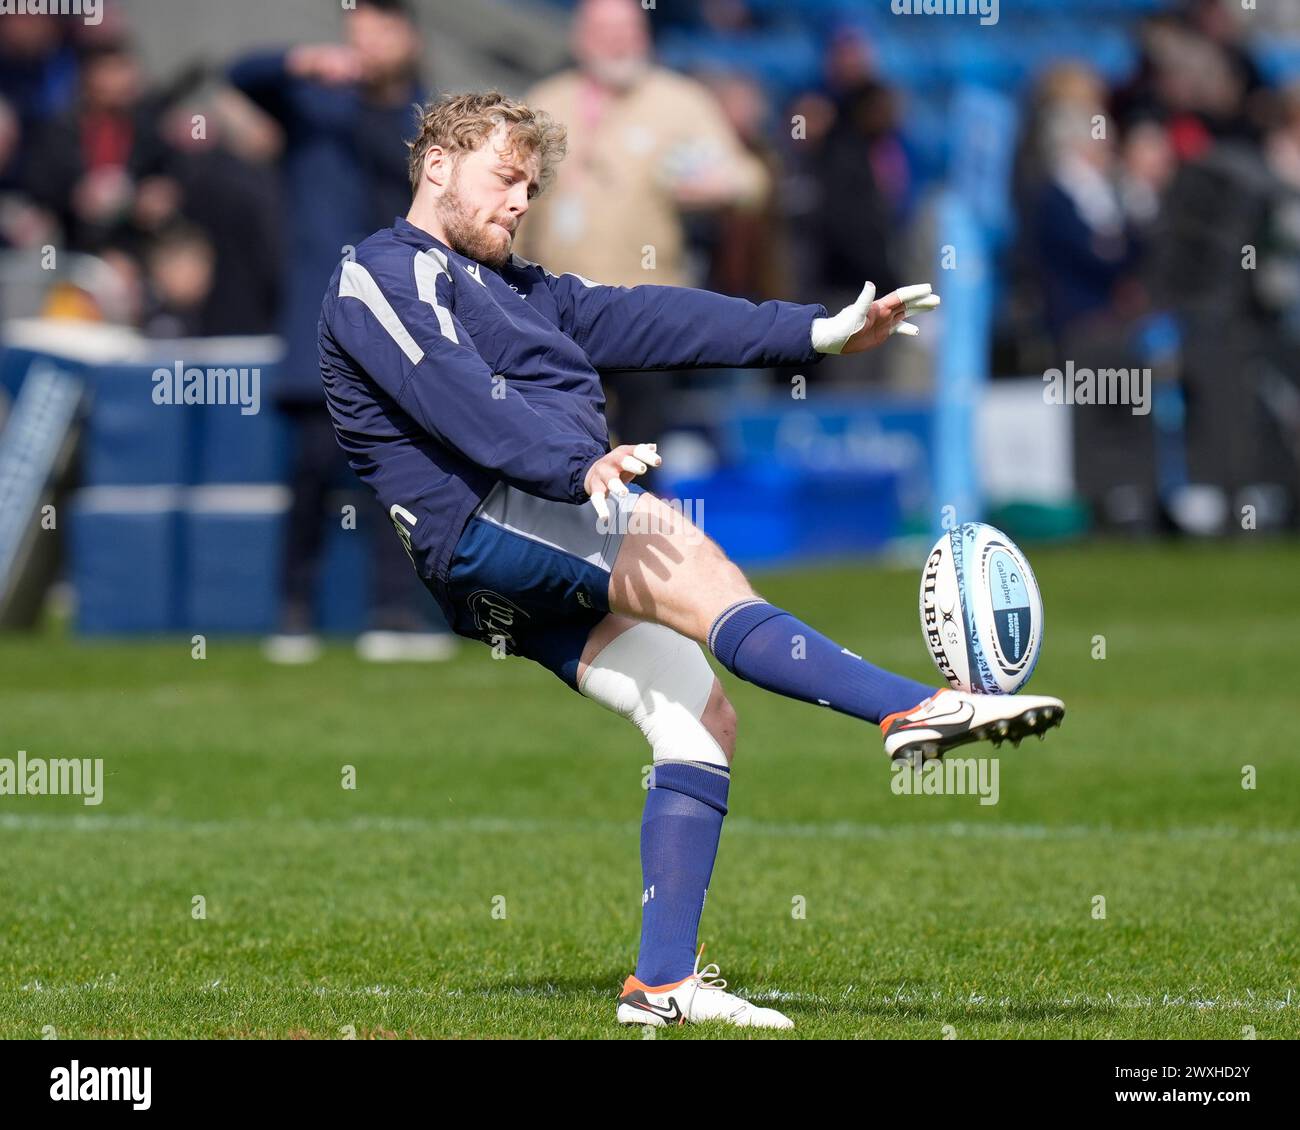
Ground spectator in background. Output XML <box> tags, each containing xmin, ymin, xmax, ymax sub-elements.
<box><xmin>512</xmin><ymin>0</ymin><xmax>769</xmax><ymax>479</ymax></box>
<box><xmin>1005</xmin><ymin>64</ymin><xmax>1113</xmax><ymax>373</ymax></box>
<box><xmin>812</xmin><ymin>76</ymin><xmax>910</xmax><ymax>388</ymax></box>
<box><xmin>774</xmin><ymin>27</ymin><xmax>911</xmax><ymax>389</ymax></box>
<box><xmin>1014</xmin><ymin>64</ymin><xmax>1109</xmax><ymax>216</ymax></box>
<box><xmin>23</xmin><ymin>37</ymin><xmax>167</xmax><ymax>254</ymax></box>
<box><xmin>779</xmin><ymin>84</ymin><xmax>839</xmax><ymax>306</ymax></box>
<box><xmin>699</xmin><ymin>70</ymin><xmax>789</xmax><ymax>305</ymax></box>
<box><xmin>1030</xmin><ymin>105</ymin><xmax>1140</xmax><ymax>350</ymax></box>
<box><xmin>1022</xmin><ymin>89</ymin><xmax>1155</xmax><ymax>534</ymax></box>
<box><xmin>130</xmin><ymin>92</ymin><xmax>282</xmax><ymax>337</ymax></box>
<box><xmin>0</xmin><ymin>11</ymin><xmax>79</xmax><ymax>181</ymax></box>
<box><xmin>823</xmin><ymin>24</ymin><xmax>877</xmax><ymax>102</ymax></box>
<box><xmin>140</xmin><ymin>221</ymin><xmax>214</xmax><ymax>339</ymax></box>
<box><xmin>227</xmin><ymin>0</ymin><xmax>456</xmax><ymax>665</ymax></box>
<box><xmin>1113</xmin><ymin>9</ymin><xmax>1257</xmax><ymax>161</ymax></box>
<box><xmin>0</xmin><ymin>96</ymin><xmax>57</xmax><ymax>255</ymax></box>
<box><xmin>1183</xmin><ymin>0</ymin><xmax>1269</xmax><ymax>138</ymax></box>
<box><xmin>1117</xmin><ymin>117</ymin><xmax>1177</xmax><ymax>238</ymax></box>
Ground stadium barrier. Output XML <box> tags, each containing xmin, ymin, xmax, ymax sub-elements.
<box><xmin>1</xmin><ymin>322</ymin><xmax>371</xmax><ymax>636</ymax></box>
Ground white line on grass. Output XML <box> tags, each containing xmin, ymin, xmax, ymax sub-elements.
<box><xmin>1</xmin><ymin>812</ymin><xmax>1298</xmax><ymax>845</ymax></box>
<box><xmin>14</xmin><ymin>979</ymin><xmax>1296</xmax><ymax>1013</ymax></box>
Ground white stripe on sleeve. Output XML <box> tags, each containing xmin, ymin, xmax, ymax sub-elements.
<box><xmin>413</xmin><ymin>248</ymin><xmax>461</xmax><ymax>344</ymax></box>
<box><xmin>338</xmin><ymin>260</ymin><xmax>425</xmax><ymax>366</ymax></box>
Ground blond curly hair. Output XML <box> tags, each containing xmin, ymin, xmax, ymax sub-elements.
<box><xmin>406</xmin><ymin>90</ymin><xmax>568</xmax><ymax>196</ymax></box>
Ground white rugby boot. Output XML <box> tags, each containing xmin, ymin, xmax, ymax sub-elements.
<box><xmin>616</xmin><ymin>948</ymin><xmax>793</xmax><ymax>1030</ymax></box>
<box><xmin>881</xmin><ymin>687</ymin><xmax>1065</xmax><ymax>767</ymax></box>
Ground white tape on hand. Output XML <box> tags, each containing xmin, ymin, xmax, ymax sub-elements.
<box><xmin>893</xmin><ymin>283</ymin><xmax>932</xmax><ymax>306</ymax></box>
<box><xmin>632</xmin><ymin>442</ymin><xmax>662</xmax><ymax>467</ymax></box>
<box><xmin>810</xmin><ymin>280</ymin><xmax>875</xmax><ymax>354</ymax></box>
<box><xmin>889</xmin><ymin>284</ymin><xmax>939</xmax><ymax>337</ymax></box>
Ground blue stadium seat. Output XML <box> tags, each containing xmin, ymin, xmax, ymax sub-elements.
<box><xmin>198</xmin><ymin>398</ymin><xmax>287</xmax><ymax>485</ymax></box>
<box><xmin>69</xmin><ymin>490</ymin><xmax>182</xmax><ymax>634</ymax></box>
<box><xmin>82</xmin><ymin>365</ymin><xmax>194</xmax><ymax>486</ymax></box>
<box><xmin>182</xmin><ymin>490</ymin><xmax>286</xmax><ymax>634</ymax></box>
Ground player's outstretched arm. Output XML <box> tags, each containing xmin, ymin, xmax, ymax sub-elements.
<box><xmin>542</xmin><ymin>271</ymin><xmax>822</xmax><ymax>371</ymax></box>
<box><xmin>533</xmin><ymin>266</ymin><xmax>938</xmax><ymax>372</ymax></box>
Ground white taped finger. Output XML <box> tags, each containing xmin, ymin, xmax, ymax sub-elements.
<box><xmin>590</xmin><ymin>488</ymin><xmax>610</xmax><ymax>522</ymax></box>
<box><xmin>893</xmin><ymin>283</ymin><xmax>932</xmax><ymax>305</ymax></box>
<box><xmin>620</xmin><ymin>455</ymin><xmax>647</xmax><ymax>474</ymax></box>
<box><xmin>607</xmin><ymin>475</ymin><xmax>629</xmax><ymax>498</ymax></box>
<box><xmin>890</xmin><ymin>321</ymin><xmax>920</xmax><ymax>337</ymax></box>
<box><xmin>905</xmin><ymin>294</ymin><xmax>941</xmax><ymax>312</ymax></box>
<box><xmin>632</xmin><ymin>442</ymin><xmax>662</xmax><ymax>467</ymax></box>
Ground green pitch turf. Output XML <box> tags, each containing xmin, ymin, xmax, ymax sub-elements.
<box><xmin>1</xmin><ymin>539</ymin><xmax>1296</xmax><ymax>1039</ymax></box>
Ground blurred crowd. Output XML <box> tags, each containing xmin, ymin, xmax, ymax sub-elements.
<box><xmin>0</xmin><ymin>0</ymin><xmax>1297</xmax><ymax>580</ymax></box>
<box><xmin>0</xmin><ymin>0</ymin><xmax>924</xmax><ymax>359</ymax></box>
<box><xmin>1007</xmin><ymin>0</ymin><xmax>1300</xmax><ymax>532</ymax></box>
<box><xmin>0</xmin><ymin>5</ymin><xmax>282</xmax><ymax>335</ymax></box>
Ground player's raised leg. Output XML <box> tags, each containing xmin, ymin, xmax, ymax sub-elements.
<box><xmin>576</xmin><ymin>613</ymin><xmax>793</xmax><ymax>1029</ymax></box>
<box><xmin>606</xmin><ymin>491</ymin><xmax>1064</xmax><ymax>763</ymax></box>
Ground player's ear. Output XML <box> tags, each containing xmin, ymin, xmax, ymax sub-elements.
<box><xmin>422</xmin><ymin>145</ymin><xmax>449</xmax><ymax>189</ymax></box>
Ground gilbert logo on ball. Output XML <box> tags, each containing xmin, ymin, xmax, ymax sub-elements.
<box><xmin>919</xmin><ymin>522</ymin><xmax>1043</xmax><ymax>694</ymax></box>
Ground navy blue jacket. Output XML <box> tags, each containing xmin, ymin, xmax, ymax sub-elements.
<box><xmin>227</xmin><ymin>50</ymin><xmax>423</xmax><ymax>401</ymax></box>
<box><xmin>318</xmin><ymin>216</ymin><xmax>828</xmax><ymax>624</ymax></box>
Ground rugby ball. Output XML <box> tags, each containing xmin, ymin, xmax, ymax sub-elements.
<box><xmin>919</xmin><ymin>522</ymin><xmax>1043</xmax><ymax>694</ymax></box>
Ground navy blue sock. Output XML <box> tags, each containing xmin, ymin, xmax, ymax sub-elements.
<box><xmin>634</xmin><ymin>760</ymin><xmax>729</xmax><ymax>987</ymax></box>
<box><xmin>708</xmin><ymin>598</ymin><xmax>935</xmax><ymax>724</ymax></box>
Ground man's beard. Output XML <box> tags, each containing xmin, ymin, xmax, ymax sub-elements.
<box><xmin>436</xmin><ymin>179</ymin><xmax>512</xmax><ymax>269</ymax></box>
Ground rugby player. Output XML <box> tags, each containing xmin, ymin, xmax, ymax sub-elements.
<box><xmin>318</xmin><ymin>91</ymin><xmax>1065</xmax><ymax>1029</ymax></box>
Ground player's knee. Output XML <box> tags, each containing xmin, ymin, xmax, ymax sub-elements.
<box><xmin>578</xmin><ymin>621</ymin><xmax>729</xmax><ymax>769</ymax></box>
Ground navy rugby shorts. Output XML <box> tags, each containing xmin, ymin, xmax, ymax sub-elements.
<box><xmin>437</xmin><ymin>479</ymin><xmax>647</xmax><ymax>691</ymax></box>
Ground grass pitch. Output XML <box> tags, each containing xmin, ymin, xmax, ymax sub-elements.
<box><xmin>1</xmin><ymin>539</ymin><xmax>1296</xmax><ymax>1039</ymax></box>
